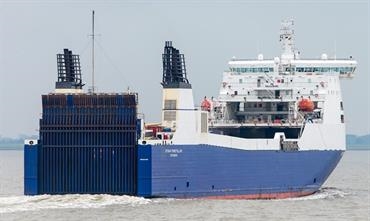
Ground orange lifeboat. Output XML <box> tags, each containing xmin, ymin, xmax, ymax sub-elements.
<box><xmin>298</xmin><ymin>98</ymin><xmax>314</xmax><ymax>112</ymax></box>
<box><xmin>201</xmin><ymin>98</ymin><xmax>211</xmax><ymax>112</ymax></box>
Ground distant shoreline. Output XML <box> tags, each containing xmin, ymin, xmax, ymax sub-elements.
<box><xmin>0</xmin><ymin>143</ymin><xmax>24</xmax><ymax>150</ymax></box>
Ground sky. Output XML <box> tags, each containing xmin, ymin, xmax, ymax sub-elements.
<box><xmin>0</xmin><ymin>0</ymin><xmax>369</xmax><ymax>138</ymax></box>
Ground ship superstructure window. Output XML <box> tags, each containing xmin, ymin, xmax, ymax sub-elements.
<box><xmin>230</xmin><ymin>67</ymin><xmax>274</xmax><ymax>73</ymax></box>
<box><xmin>295</xmin><ymin>67</ymin><xmax>354</xmax><ymax>73</ymax></box>
<box><xmin>164</xmin><ymin>100</ymin><xmax>177</xmax><ymax>110</ymax></box>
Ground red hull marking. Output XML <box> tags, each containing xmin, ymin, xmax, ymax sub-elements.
<box><xmin>202</xmin><ymin>191</ymin><xmax>315</xmax><ymax>200</ymax></box>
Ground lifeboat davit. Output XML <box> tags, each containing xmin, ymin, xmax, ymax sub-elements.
<box><xmin>201</xmin><ymin>98</ymin><xmax>211</xmax><ymax>112</ymax></box>
<box><xmin>298</xmin><ymin>98</ymin><xmax>314</xmax><ymax>112</ymax></box>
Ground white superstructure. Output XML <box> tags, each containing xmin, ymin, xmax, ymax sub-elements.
<box><xmin>141</xmin><ymin>20</ymin><xmax>356</xmax><ymax>151</ymax></box>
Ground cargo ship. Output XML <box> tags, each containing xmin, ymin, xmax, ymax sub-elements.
<box><xmin>136</xmin><ymin>20</ymin><xmax>356</xmax><ymax>199</ymax></box>
<box><xmin>25</xmin><ymin>20</ymin><xmax>356</xmax><ymax>199</ymax></box>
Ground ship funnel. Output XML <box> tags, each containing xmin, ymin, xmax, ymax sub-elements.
<box><xmin>162</xmin><ymin>41</ymin><xmax>191</xmax><ymax>89</ymax></box>
<box><xmin>160</xmin><ymin>41</ymin><xmax>196</xmax><ymax>136</ymax></box>
<box><xmin>55</xmin><ymin>49</ymin><xmax>85</xmax><ymax>90</ymax></box>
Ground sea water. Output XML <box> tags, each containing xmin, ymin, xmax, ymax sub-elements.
<box><xmin>0</xmin><ymin>150</ymin><xmax>369</xmax><ymax>221</ymax></box>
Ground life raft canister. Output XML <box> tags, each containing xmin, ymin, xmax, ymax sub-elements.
<box><xmin>201</xmin><ymin>98</ymin><xmax>211</xmax><ymax>112</ymax></box>
<box><xmin>298</xmin><ymin>98</ymin><xmax>314</xmax><ymax>112</ymax></box>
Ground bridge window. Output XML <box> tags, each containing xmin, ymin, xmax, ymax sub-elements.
<box><xmin>296</xmin><ymin>67</ymin><xmax>304</xmax><ymax>72</ymax></box>
<box><xmin>230</xmin><ymin>67</ymin><xmax>274</xmax><ymax>73</ymax></box>
<box><xmin>295</xmin><ymin>66</ymin><xmax>354</xmax><ymax>73</ymax></box>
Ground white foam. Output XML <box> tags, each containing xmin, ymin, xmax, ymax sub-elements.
<box><xmin>0</xmin><ymin>194</ymin><xmax>151</xmax><ymax>214</ymax></box>
<box><xmin>278</xmin><ymin>187</ymin><xmax>349</xmax><ymax>201</ymax></box>
<box><xmin>0</xmin><ymin>188</ymin><xmax>350</xmax><ymax>213</ymax></box>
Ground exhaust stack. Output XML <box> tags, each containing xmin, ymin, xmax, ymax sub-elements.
<box><xmin>55</xmin><ymin>48</ymin><xmax>84</xmax><ymax>93</ymax></box>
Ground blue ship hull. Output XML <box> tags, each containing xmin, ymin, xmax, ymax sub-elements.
<box><xmin>137</xmin><ymin>144</ymin><xmax>343</xmax><ymax>199</ymax></box>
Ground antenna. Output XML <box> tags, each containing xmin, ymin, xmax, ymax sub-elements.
<box><xmin>91</xmin><ymin>10</ymin><xmax>95</xmax><ymax>93</ymax></box>
<box><xmin>280</xmin><ymin>19</ymin><xmax>295</xmax><ymax>60</ymax></box>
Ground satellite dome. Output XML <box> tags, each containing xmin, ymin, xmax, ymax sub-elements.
<box><xmin>321</xmin><ymin>53</ymin><xmax>328</xmax><ymax>60</ymax></box>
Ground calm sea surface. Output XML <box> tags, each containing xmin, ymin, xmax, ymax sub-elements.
<box><xmin>0</xmin><ymin>150</ymin><xmax>369</xmax><ymax>221</ymax></box>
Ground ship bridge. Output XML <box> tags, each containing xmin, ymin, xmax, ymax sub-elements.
<box><xmin>208</xmin><ymin>19</ymin><xmax>356</xmax><ymax>140</ymax></box>
<box><xmin>228</xmin><ymin>57</ymin><xmax>356</xmax><ymax>78</ymax></box>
